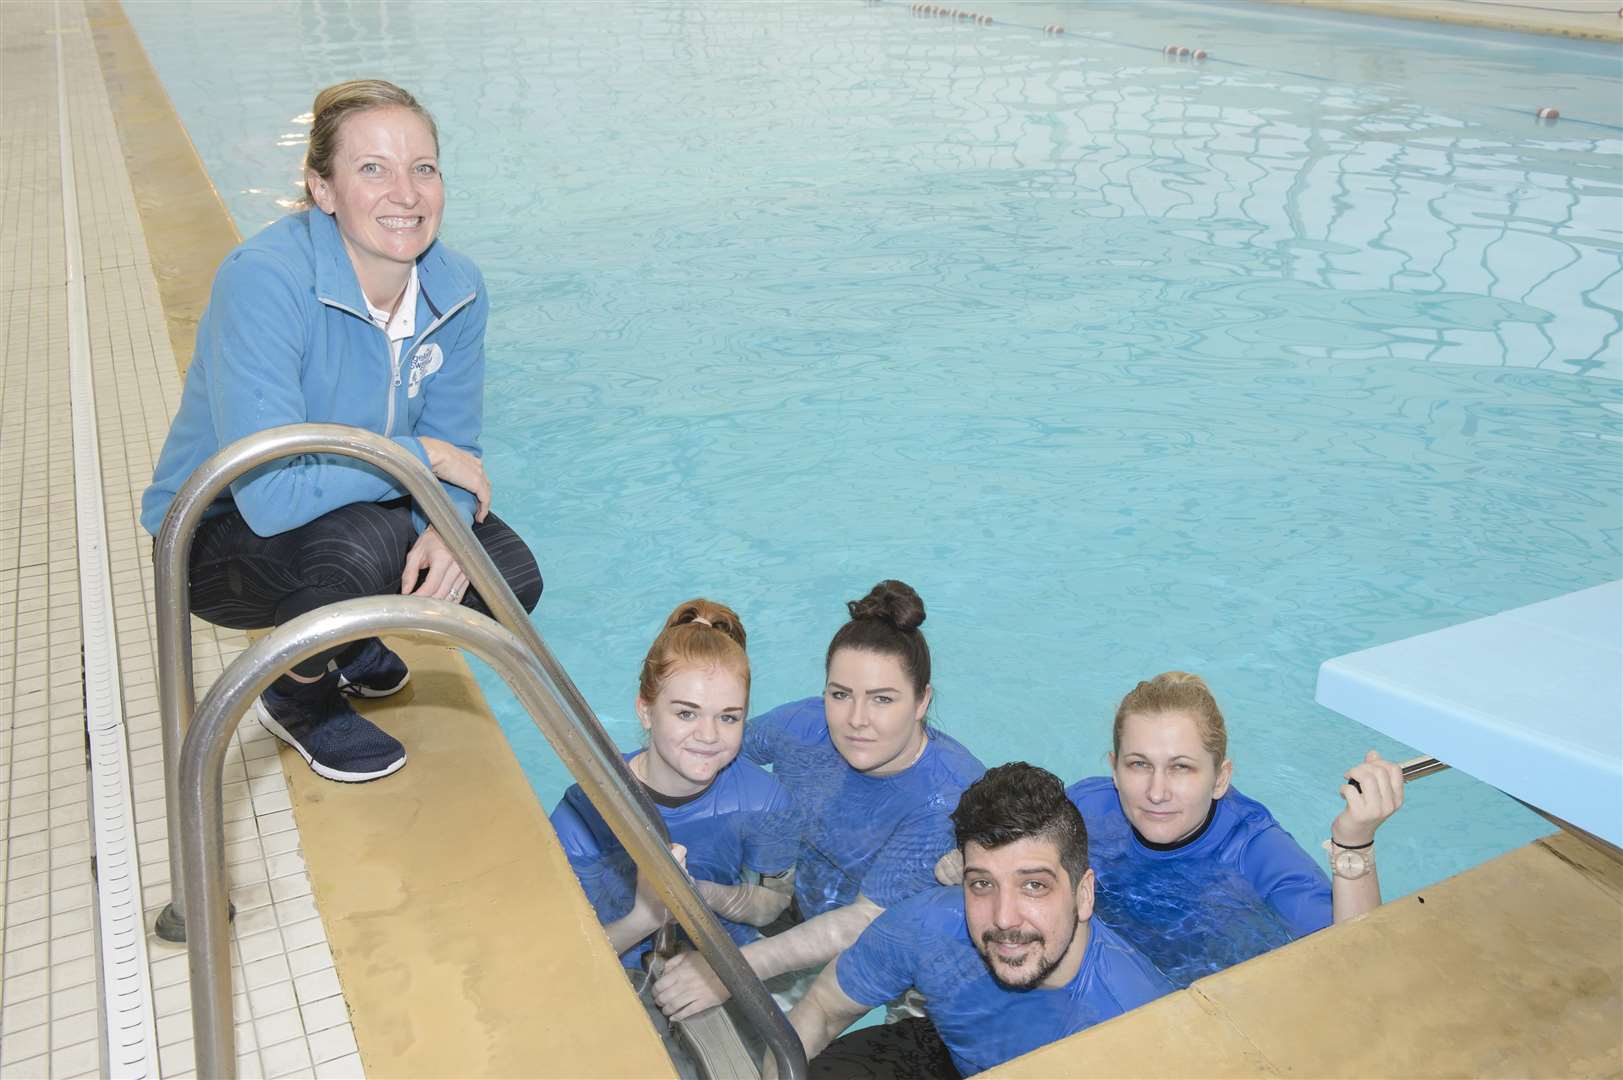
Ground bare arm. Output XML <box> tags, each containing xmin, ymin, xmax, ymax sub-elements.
<box><xmin>744</xmin><ymin>895</ymin><xmax>883</xmax><ymax>981</ymax></box>
<box><xmin>786</xmin><ymin>963</ymin><xmax>871</xmax><ymax>1068</ymax></box>
<box><xmin>696</xmin><ymin>870</ymin><xmax>795</xmax><ymax>928</ymax></box>
<box><xmin>604</xmin><ymin>844</ymin><xmax>687</xmax><ymax>955</ymax></box>
<box><xmin>1330</xmin><ymin>752</ymin><xmax>1404</xmax><ymax>924</ymax></box>
<box><xmin>652</xmin><ymin>895</ymin><xmax>884</xmax><ymax>1020</ymax></box>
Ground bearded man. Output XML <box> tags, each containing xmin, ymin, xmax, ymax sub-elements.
<box><xmin>784</xmin><ymin>762</ymin><xmax>1172</xmax><ymax>1077</ymax></box>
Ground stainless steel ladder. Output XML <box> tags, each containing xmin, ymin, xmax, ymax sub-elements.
<box><xmin>152</xmin><ymin>424</ymin><xmax>807</xmax><ymax>1080</ymax></box>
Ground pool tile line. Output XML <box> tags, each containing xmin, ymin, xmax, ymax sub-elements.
<box><xmin>2</xmin><ymin>2</ymin><xmax>364</xmax><ymax>1077</ymax></box>
<box><xmin>54</xmin><ymin>0</ymin><xmax>159</xmax><ymax>1068</ymax></box>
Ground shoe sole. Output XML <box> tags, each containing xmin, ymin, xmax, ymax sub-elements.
<box><xmin>337</xmin><ymin>668</ymin><xmax>411</xmax><ymax>699</ymax></box>
<box><xmin>252</xmin><ymin>697</ymin><xmax>407</xmax><ymax>783</ymax></box>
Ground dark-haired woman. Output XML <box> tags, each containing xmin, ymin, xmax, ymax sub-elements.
<box><xmin>652</xmin><ymin>580</ymin><xmax>986</xmax><ymax>1020</ymax></box>
<box><xmin>141</xmin><ymin>80</ymin><xmax>541</xmax><ymax>783</ymax></box>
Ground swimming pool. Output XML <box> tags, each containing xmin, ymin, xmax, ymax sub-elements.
<box><xmin>128</xmin><ymin>0</ymin><xmax>1621</xmax><ymax>903</ymax></box>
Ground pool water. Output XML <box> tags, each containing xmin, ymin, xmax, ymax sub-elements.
<box><xmin>128</xmin><ymin>0</ymin><xmax>1622</xmax><ymax>904</ymax></box>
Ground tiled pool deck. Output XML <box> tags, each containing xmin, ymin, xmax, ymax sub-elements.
<box><xmin>1</xmin><ymin>2</ymin><xmax>360</xmax><ymax>1076</ymax></box>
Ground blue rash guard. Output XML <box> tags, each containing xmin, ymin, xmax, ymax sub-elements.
<box><xmin>744</xmin><ymin>697</ymin><xmax>986</xmax><ymax>918</ymax></box>
<box><xmin>550</xmin><ymin>751</ymin><xmax>799</xmax><ymax>966</ymax></box>
<box><xmin>1067</xmin><ymin>777</ymin><xmax>1332</xmax><ymax>987</ymax></box>
<box><xmin>836</xmin><ymin>887</ymin><xmax>1172</xmax><ymax>1077</ymax></box>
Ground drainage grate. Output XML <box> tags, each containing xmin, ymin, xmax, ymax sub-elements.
<box><xmin>55</xmin><ymin>1</ymin><xmax>161</xmax><ymax>1074</ymax></box>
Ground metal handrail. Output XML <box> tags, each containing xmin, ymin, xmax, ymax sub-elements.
<box><xmin>180</xmin><ymin>598</ymin><xmax>806</xmax><ymax>1079</ymax></box>
<box><xmin>156</xmin><ymin>425</ymin><xmax>806</xmax><ymax>1080</ymax></box>
<box><xmin>154</xmin><ymin>424</ymin><xmax>652</xmax><ymax>937</ymax></box>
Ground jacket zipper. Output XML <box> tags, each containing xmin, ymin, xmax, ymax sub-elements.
<box><xmin>319</xmin><ymin>291</ymin><xmax>475</xmax><ymax>439</ymax></box>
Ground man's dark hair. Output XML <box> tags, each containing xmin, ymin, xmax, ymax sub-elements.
<box><xmin>951</xmin><ymin>762</ymin><xmax>1089</xmax><ymax>886</ymax></box>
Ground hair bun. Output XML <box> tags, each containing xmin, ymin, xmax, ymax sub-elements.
<box><xmin>1154</xmin><ymin>670</ymin><xmax>1210</xmax><ymax>692</ymax></box>
<box><xmin>666</xmin><ymin>599</ymin><xmax>747</xmax><ymax>649</ymax></box>
<box><xmin>846</xmin><ymin>580</ymin><xmax>925</xmax><ymax>634</ymax></box>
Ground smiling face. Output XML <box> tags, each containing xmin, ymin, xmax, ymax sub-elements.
<box><xmin>635</xmin><ymin>664</ymin><xmax>747</xmax><ymax>797</ymax></box>
<box><xmin>307</xmin><ymin>105</ymin><xmax>444</xmax><ymax>305</ymax></box>
<box><xmin>964</xmin><ymin>835</ymin><xmax>1094</xmax><ymax>991</ymax></box>
<box><xmin>1110</xmin><ymin>710</ymin><xmax>1233</xmax><ymax>844</ymax></box>
<box><xmin>824</xmin><ymin>647</ymin><xmax>932</xmax><ymax>776</ymax></box>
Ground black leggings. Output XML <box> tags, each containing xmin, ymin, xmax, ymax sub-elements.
<box><xmin>187</xmin><ymin>497</ymin><xmax>542</xmax><ymax>676</ymax></box>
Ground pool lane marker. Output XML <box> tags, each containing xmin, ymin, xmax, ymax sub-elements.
<box><xmin>888</xmin><ymin>0</ymin><xmax>1613</xmax><ymax>131</ymax></box>
<box><xmin>53</xmin><ymin>0</ymin><xmax>161</xmax><ymax>1076</ymax></box>
<box><xmin>911</xmin><ymin>4</ymin><xmax>993</xmax><ymax>24</ymax></box>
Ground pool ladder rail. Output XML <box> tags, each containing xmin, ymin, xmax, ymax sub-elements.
<box><xmin>152</xmin><ymin>423</ymin><xmax>807</xmax><ymax>1080</ymax></box>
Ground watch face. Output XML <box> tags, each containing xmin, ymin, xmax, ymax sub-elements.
<box><xmin>1333</xmin><ymin>849</ymin><xmax>1371</xmax><ymax>880</ymax></box>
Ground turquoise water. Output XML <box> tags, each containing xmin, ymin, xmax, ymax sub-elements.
<box><xmin>129</xmin><ymin>0</ymin><xmax>1621</xmax><ymax>903</ymax></box>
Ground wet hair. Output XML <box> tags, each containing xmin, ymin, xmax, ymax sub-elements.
<box><xmin>952</xmin><ymin>763</ymin><xmax>1089</xmax><ymax>886</ymax></box>
<box><xmin>824</xmin><ymin>580</ymin><xmax>931</xmax><ymax>699</ymax></box>
<box><xmin>1113</xmin><ymin>671</ymin><xmax>1228</xmax><ymax>768</ymax></box>
<box><xmin>302</xmin><ymin>79</ymin><xmax>439</xmax><ymax>206</ymax></box>
<box><xmin>638</xmin><ymin>599</ymin><xmax>749</xmax><ymax>704</ymax></box>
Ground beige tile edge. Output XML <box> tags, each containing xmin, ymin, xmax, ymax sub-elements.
<box><xmin>1250</xmin><ymin>0</ymin><xmax>1623</xmax><ymax>42</ymax></box>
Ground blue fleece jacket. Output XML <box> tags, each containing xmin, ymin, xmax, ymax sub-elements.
<box><xmin>141</xmin><ymin>208</ymin><xmax>487</xmax><ymax>537</ymax></box>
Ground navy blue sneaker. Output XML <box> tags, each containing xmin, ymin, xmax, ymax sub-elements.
<box><xmin>335</xmin><ymin>638</ymin><xmax>411</xmax><ymax>699</ymax></box>
<box><xmin>253</xmin><ymin>673</ymin><xmax>406</xmax><ymax>783</ymax></box>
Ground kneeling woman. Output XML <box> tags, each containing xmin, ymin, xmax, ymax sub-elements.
<box><xmin>653</xmin><ymin>580</ymin><xmax>986</xmax><ymax>1019</ymax></box>
<box><xmin>551</xmin><ymin>600</ymin><xmax>801</xmax><ymax>966</ymax></box>
<box><xmin>142</xmin><ymin>80</ymin><xmax>541</xmax><ymax>783</ymax></box>
<box><xmin>1068</xmin><ymin>671</ymin><xmax>1406</xmax><ymax>985</ymax></box>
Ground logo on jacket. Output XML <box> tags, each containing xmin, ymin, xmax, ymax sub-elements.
<box><xmin>406</xmin><ymin>343</ymin><xmax>443</xmax><ymax>399</ymax></box>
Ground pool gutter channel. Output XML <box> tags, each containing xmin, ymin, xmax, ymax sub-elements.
<box><xmin>53</xmin><ymin>0</ymin><xmax>162</xmax><ymax>1075</ymax></box>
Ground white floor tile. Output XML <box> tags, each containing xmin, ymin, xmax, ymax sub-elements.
<box><xmin>252</xmin><ymin>1007</ymin><xmax>305</xmax><ymax>1049</ymax></box>
<box><xmin>0</xmin><ymin>1054</ymin><xmax>50</xmax><ymax>1080</ymax></box>
<box><xmin>259</xmin><ymin>1036</ymin><xmax>312</xmax><ymax>1079</ymax></box>
<box><xmin>297</xmin><ymin>993</ymin><xmax>350</xmax><ymax>1035</ymax></box>
<box><xmin>1</xmin><ymin>995</ymin><xmax>50</xmax><ymax>1036</ymax></box>
<box><xmin>50</xmin><ymin>1009</ymin><xmax>100</xmax><ymax>1050</ymax></box>
<box><xmin>49</xmin><ymin>1038</ymin><xmax>101</xmax><ymax>1077</ymax></box>
<box><xmin>247</xmin><ymin>979</ymin><xmax>299</xmax><ymax>1018</ymax></box>
<box><xmin>308</xmin><ymin>1024</ymin><xmax>359</xmax><ymax>1065</ymax></box>
<box><xmin>313</xmin><ymin>1051</ymin><xmax>365</xmax><ymax>1079</ymax></box>
<box><xmin>2</xmin><ymin>1024</ymin><xmax>49</xmax><ymax>1062</ymax></box>
<box><xmin>50</xmin><ymin>978</ymin><xmax>99</xmax><ymax>1019</ymax></box>
<box><xmin>158</xmin><ymin>1038</ymin><xmax>195</xmax><ymax>1076</ymax></box>
<box><xmin>293</xmin><ymin>967</ymin><xmax>343</xmax><ymax>1007</ymax></box>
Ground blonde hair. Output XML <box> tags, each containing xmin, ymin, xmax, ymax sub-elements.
<box><xmin>638</xmin><ymin>599</ymin><xmax>749</xmax><ymax>704</ymax></box>
<box><xmin>1113</xmin><ymin>671</ymin><xmax>1228</xmax><ymax>767</ymax></box>
<box><xmin>302</xmin><ymin>79</ymin><xmax>438</xmax><ymax>206</ymax></box>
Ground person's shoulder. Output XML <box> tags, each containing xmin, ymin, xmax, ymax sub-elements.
<box><xmin>1218</xmin><ymin>785</ymin><xmax>1285</xmax><ymax>835</ymax></box>
<box><xmin>1066</xmin><ymin>775</ymin><xmax>1119</xmax><ymax>813</ymax></box>
<box><xmin>876</xmin><ymin>885</ymin><xmax>965</xmax><ymax>938</ymax></box>
<box><xmin>212</xmin><ymin>214</ymin><xmax>315</xmax><ymax>296</ymax></box>
<box><xmin>710</xmin><ymin>756</ymin><xmax>791</xmax><ymax>808</ymax></box>
<box><xmin>549</xmin><ymin>783</ymin><xmax>609</xmax><ymax>857</ymax></box>
<box><xmin>418</xmin><ymin>237</ymin><xmax>482</xmax><ymax>296</ymax></box>
<box><xmin>1088</xmin><ymin>917</ymin><xmax>1140</xmax><ymax>958</ymax></box>
<box><xmin>920</xmin><ymin>728</ymin><xmax>985</xmax><ymax>787</ymax></box>
<box><xmin>1087</xmin><ymin>918</ymin><xmax>1172</xmax><ymax>991</ymax></box>
<box><xmin>758</xmin><ymin>696</ymin><xmax>828</xmax><ymax>737</ymax></box>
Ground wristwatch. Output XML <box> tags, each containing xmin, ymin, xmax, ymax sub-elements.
<box><xmin>1323</xmin><ymin>839</ymin><xmax>1376</xmax><ymax>880</ymax></box>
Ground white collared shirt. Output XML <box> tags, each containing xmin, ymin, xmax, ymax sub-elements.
<box><xmin>364</xmin><ymin>265</ymin><xmax>420</xmax><ymax>370</ymax></box>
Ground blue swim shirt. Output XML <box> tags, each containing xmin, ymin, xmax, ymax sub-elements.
<box><xmin>744</xmin><ymin>697</ymin><xmax>986</xmax><ymax>918</ymax></box>
<box><xmin>837</xmin><ymin>887</ymin><xmax>1172</xmax><ymax>1076</ymax></box>
<box><xmin>550</xmin><ymin>751</ymin><xmax>800</xmax><ymax>966</ymax></box>
<box><xmin>1068</xmin><ymin>776</ymin><xmax>1332</xmax><ymax>987</ymax></box>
